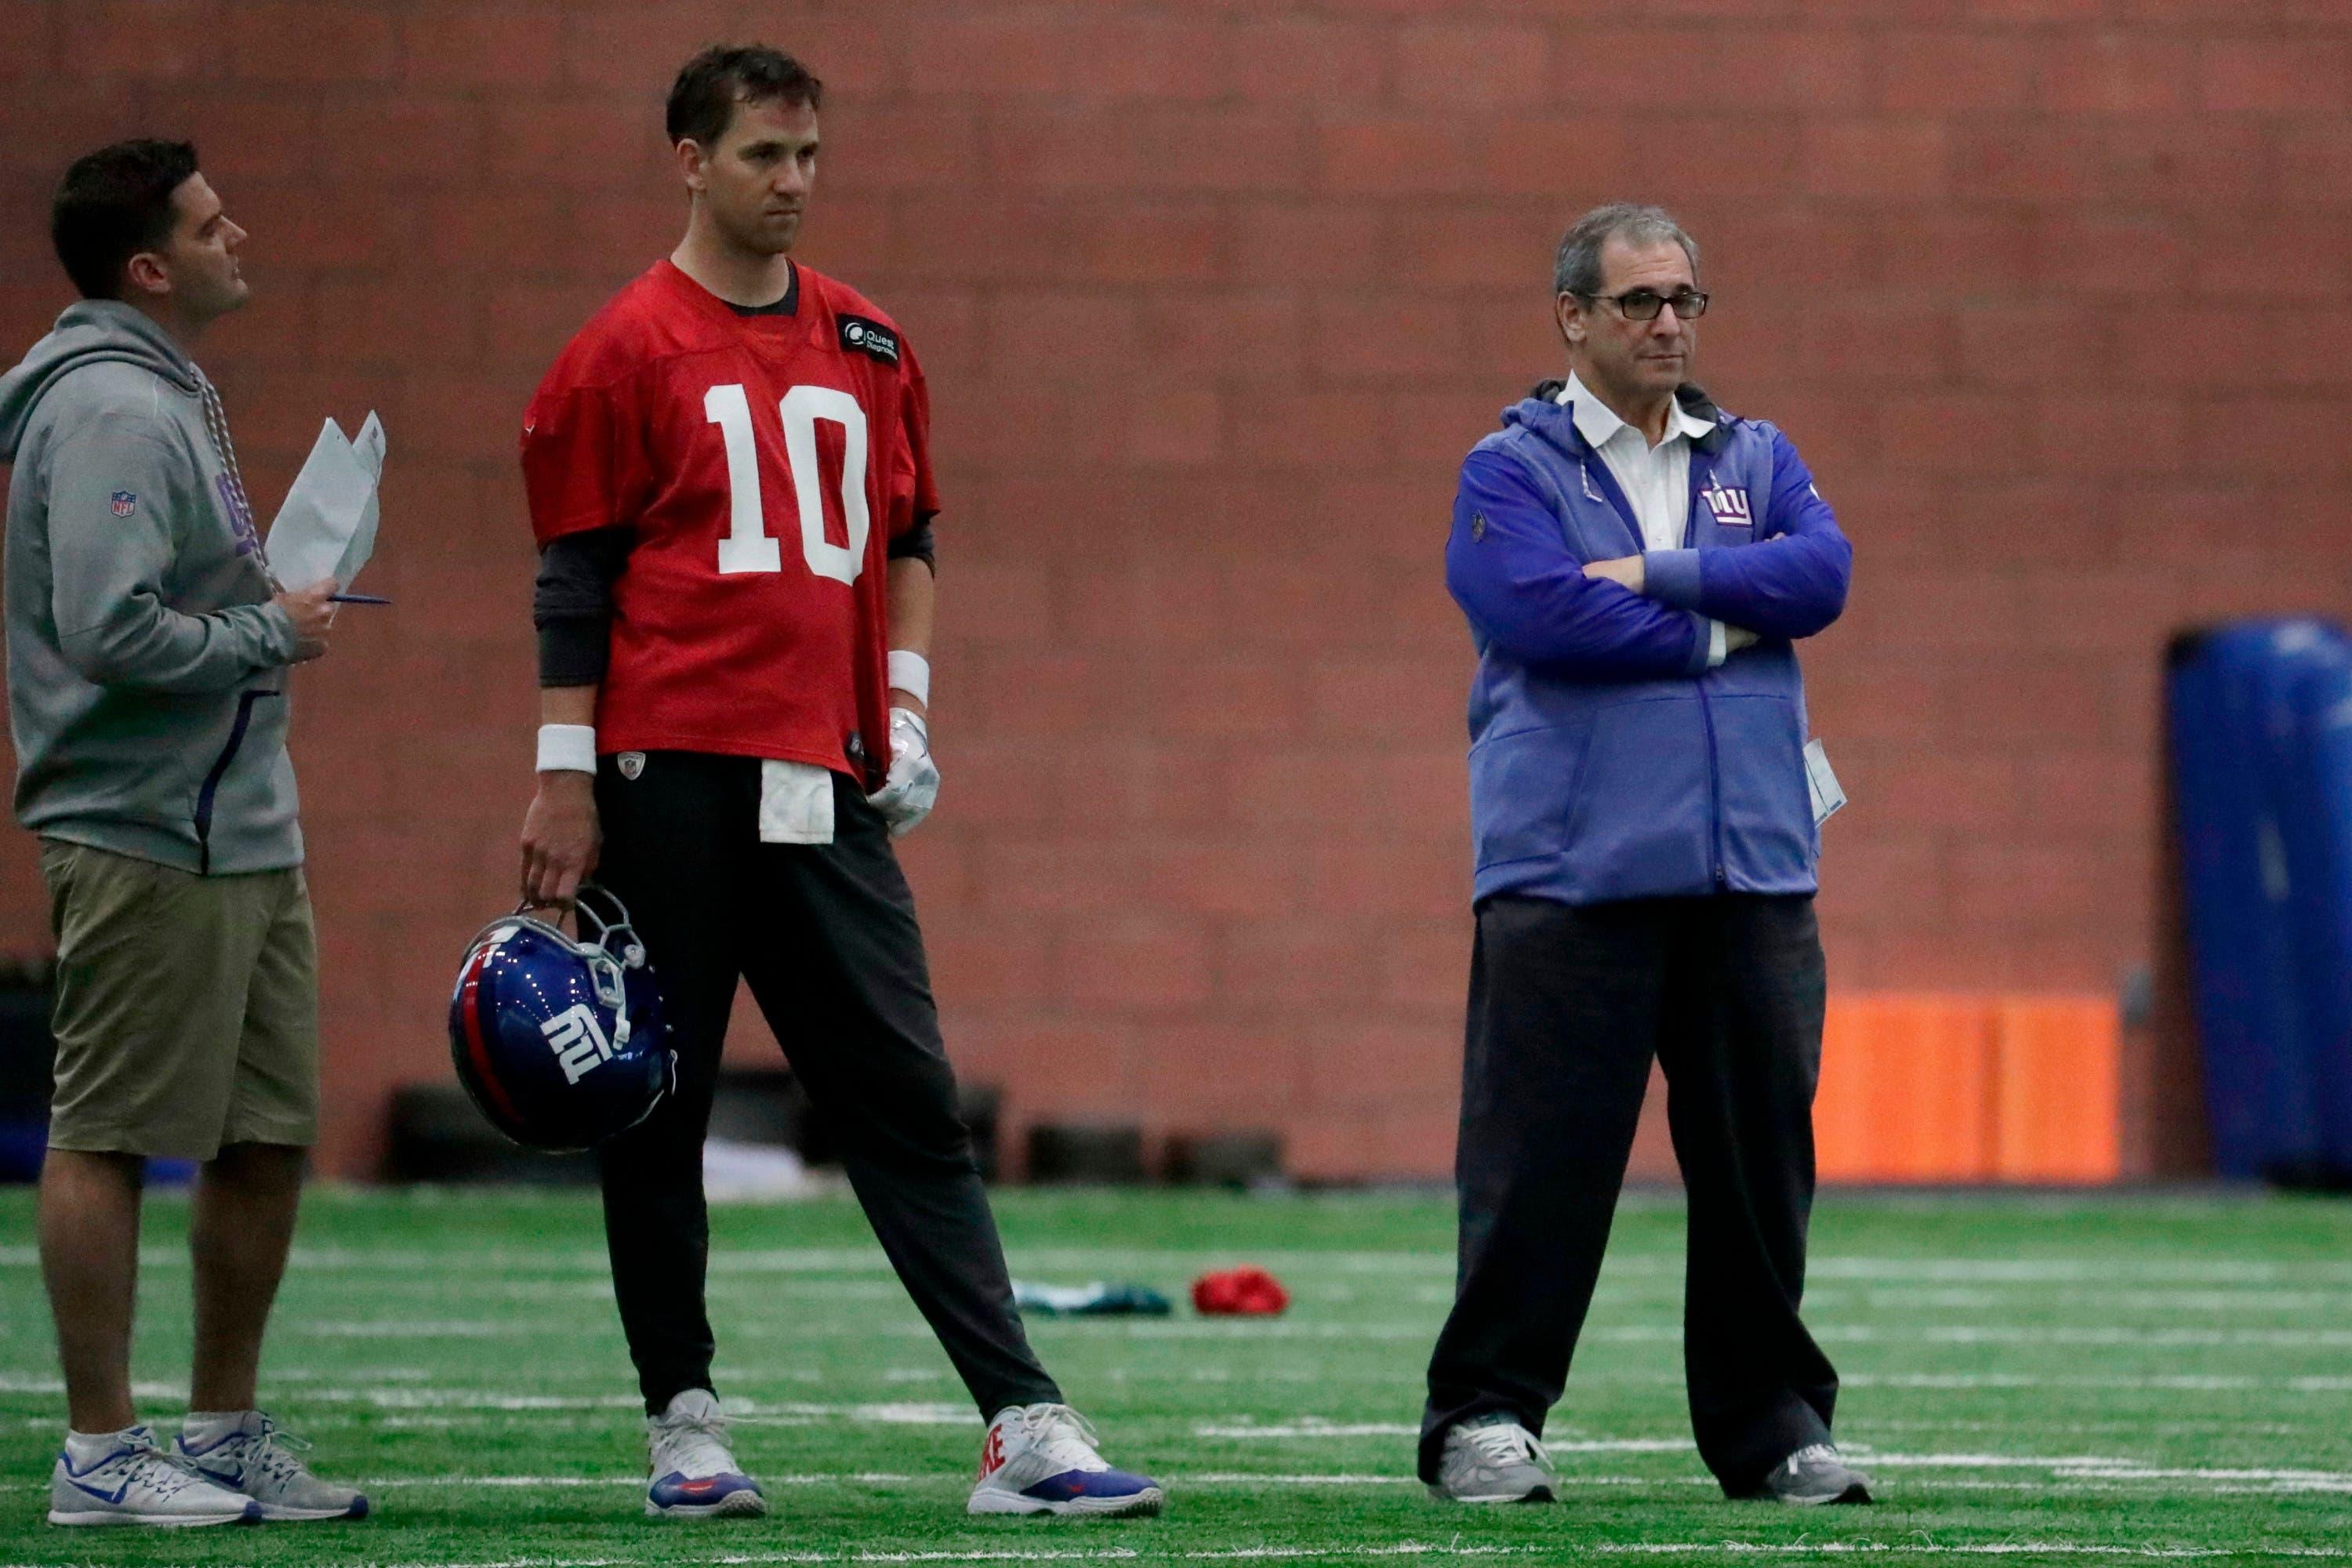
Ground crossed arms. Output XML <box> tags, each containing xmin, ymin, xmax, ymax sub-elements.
<box><xmin>1443</xmin><ymin>426</ymin><xmax>1851</xmax><ymax>679</ymax></box>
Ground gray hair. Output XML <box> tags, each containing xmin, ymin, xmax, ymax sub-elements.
<box><xmin>1552</xmin><ymin>203</ymin><xmax>1699</xmax><ymax>297</ymax></box>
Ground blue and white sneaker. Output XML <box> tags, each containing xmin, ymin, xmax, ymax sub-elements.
<box><xmin>49</xmin><ymin>1425</ymin><xmax>260</xmax><ymax>1527</ymax></box>
<box><xmin>967</xmin><ymin>1403</ymin><xmax>1164</xmax><ymax>1517</ymax></box>
<box><xmin>176</xmin><ymin>1410</ymin><xmax>367</xmax><ymax>1522</ymax></box>
<box><xmin>644</xmin><ymin>1389</ymin><xmax>767</xmax><ymax>1519</ymax></box>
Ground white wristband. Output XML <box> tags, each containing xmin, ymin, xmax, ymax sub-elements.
<box><xmin>887</xmin><ymin>650</ymin><xmax>931</xmax><ymax>707</ymax></box>
<box><xmin>535</xmin><ymin>723</ymin><xmax>597</xmax><ymax>775</ymax></box>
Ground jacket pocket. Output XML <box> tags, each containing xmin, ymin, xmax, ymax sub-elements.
<box><xmin>1559</xmin><ymin>697</ymin><xmax>1712</xmax><ymax>897</ymax></box>
<box><xmin>1710</xmin><ymin>693</ymin><xmax>1814</xmax><ymax>885</ymax></box>
<box><xmin>1468</xmin><ymin>723</ymin><xmax>1587</xmax><ymax>870</ymax></box>
<box><xmin>53</xmin><ymin>691</ymin><xmax>202</xmax><ymax>837</ymax></box>
<box><xmin>194</xmin><ymin>688</ymin><xmax>281</xmax><ymax>873</ymax></box>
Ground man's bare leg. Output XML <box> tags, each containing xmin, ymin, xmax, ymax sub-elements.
<box><xmin>187</xmin><ymin>1142</ymin><xmax>304</xmax><ymax>1414</ymax></box>
<box><xmin>39</xmin><ymin>1149</ymin><xmax>143</xmax><ymax>1434</ymax></box>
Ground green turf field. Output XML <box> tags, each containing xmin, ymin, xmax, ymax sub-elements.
<box><xmin>1</xmin><ymin>1185</ymin><xmax>2348</xmax><ymax>1565</ymax></box>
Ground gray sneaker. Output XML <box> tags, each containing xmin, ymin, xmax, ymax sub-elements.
<box><xmin>49</xmin><ymin>1426</ymin><xmax>260</xmax><ymax>1527</ymax></box>
<box><xmin>1427</xmin><ymin>1413</ymin><xmax>1556</xmax><ymax>1504</ymax></box>
<box><xmin>1740</xmin><ymin>1443</ymin><xmax>1873</xmax><ymax>1505</ymax></box>
<box><xmin>176</xmin><ymin>1411</ymin><xmax>368</xmax><ymax>1522</ymax></box>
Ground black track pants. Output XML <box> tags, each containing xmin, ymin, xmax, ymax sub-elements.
<box><xmin>1419</xmin><ymin>893</ymin><xmax>1838</xmax><ymax>1493</ymax></box>
<box><xmin>589</xmin><ymin>751</ymin><xmax>1060</xmax><ymax>1418</ymax></box>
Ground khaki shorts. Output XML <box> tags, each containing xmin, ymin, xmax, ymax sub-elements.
<box><xmin>40</xmin><ymin>840</ymin><xmax>319</xmax><ymax>1160</ymax></box>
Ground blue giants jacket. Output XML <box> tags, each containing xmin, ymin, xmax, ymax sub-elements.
<box><xmin>1446</xmin><ymin>383</ymin><xmax>1851</xmax><ymax>906</ymax></box>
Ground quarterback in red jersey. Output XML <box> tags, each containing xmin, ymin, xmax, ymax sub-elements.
<box><xmin>514</xmin><ymin>45</ymin><xmax>1162</xmax><ymax>1523</ymax></box>
<box><xmin>520</xmin><ymin>233</ymin><xmax>932</xmax><ymax>776</ymax></box>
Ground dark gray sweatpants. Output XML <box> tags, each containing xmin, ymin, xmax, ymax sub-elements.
<box><xmin>590</xmin><ymin>751</ymin><xmax>1059</xmax><ymax>1418</ymax></box>
<box><xmin>1419</xmin><ymin>892</ymin><xmax>1838</xmax><ymax>1493</ymax></box>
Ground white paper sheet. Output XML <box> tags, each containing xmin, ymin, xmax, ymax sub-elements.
<box><xmin>1805</xmin><ymin>738</ymin><xmax>1847</xmax><ymax>827</ymax></box>
<box><xmin>266</xmin><ymin>413</ymin><xmax>386</xmax><ymax>591</ymax></box>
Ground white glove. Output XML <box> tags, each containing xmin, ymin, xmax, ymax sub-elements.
<box><xmin>867</xmin><ymin>707</ymin><xmax>939</xmax><ymax>838</ymax></box>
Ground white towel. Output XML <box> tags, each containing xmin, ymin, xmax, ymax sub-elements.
<box><xmin>759</xmin><ymin>760</ymin><xmax>835</xmax><ymax>844</ymax></box>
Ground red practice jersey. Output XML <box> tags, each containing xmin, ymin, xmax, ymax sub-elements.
<box><xmin>521</xmin><ymin>259</ymin><xmax>937</xmax><ymax>789</ymax></box>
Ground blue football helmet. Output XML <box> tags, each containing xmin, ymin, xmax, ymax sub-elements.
<box><xmin>449</xmin><ymin>887</ymin><xmax>673</xmax><ymax>1152</ymax></box>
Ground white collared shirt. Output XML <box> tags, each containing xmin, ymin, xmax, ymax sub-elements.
<box><xmin>1557</xmin><ymin>373</ymin><xmax>1726</xmax><ymax>666</ymax></box>
<box><xmin>1558</xmin><ymin>372</ymin><xmax>1713</xmax><ymax>553</ymax></box>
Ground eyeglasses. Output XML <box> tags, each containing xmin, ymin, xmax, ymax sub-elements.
<box><xmin>1574</xmin><ymin>288</ymin><xmax>1710</xmax><ymax>321</ymax></box>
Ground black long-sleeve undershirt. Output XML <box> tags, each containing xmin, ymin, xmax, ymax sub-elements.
<box><xmin>532</xmin><ymin>517</ymin><xmax>937</xmax><ymax>688</ymax></box>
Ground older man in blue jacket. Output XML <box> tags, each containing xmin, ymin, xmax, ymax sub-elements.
<box><xmin>1419</xmin><ymin>205</ymin><xmax>1863</xmax><ymax>1508</ymax></box>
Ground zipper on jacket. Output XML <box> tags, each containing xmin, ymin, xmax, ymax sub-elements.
<box><xmin>194</xmin><ymin>689</ymin><xmax>277</xmax><ymax>874</ymax></box>
<box><xmin>1684</xmin><ymin>452</ymin><xmax>1727</xmax><ymax>886</ymax></box>
<box><xmin>1570</xmin><ymin>414</ymin><xmax>1735</xmax><ymax>887</ymax></box>
<box><xmin>1577</xmin><ymin>457</ymin><xmax>1646</xmax><ymax>557</ymax></box>
<box><xmin>1699</xmin><ymin>692</ymin><xmax>1726</xmax><ymax>887</ymax></box>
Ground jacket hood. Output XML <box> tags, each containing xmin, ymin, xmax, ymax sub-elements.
<box><xmin>0</xmin><ymin>300</ymin><xmax>200</xmax><ymax>463</ymax></box>
<box><xmin>1500</xmin><ymin>379</ymin><xmax>1727</xmax><ymax>455</ymax></box>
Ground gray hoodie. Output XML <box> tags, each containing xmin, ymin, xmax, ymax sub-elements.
<box><xmin>0</xmin><ymin>300</ymin><xmax>303</xmax><ymax>874</ymax></box>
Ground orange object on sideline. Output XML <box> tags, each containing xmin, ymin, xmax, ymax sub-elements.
<box><xmin>1992</xmin><ymin>997</ymin><xmax>2122</xmax><ymax>1182</ymax></box>
<box><xmin>1814</xmin><ymin>993</ymin><xmax>2120</xmax><ymax>1185</ymax></box>
<box><xmin>1817</xmin><ymin>995</ymin><xmax>1997</xmax><ymax>1181</ymax></box>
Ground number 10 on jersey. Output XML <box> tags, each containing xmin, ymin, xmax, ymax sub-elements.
<box><xmin>703</xmin><ymin>383</ymin><xmax>869</xmax><ymax>583</ymax></box>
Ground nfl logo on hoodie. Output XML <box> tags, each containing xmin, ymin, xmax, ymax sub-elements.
<box><xmin>110</xmin><ymin>491</ymin><xmax>136</xmax><ymax>517</ymax></box>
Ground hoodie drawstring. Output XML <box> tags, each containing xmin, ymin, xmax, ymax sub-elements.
<box><xmin>193</xmin><ymin>371</ymin><xmax>273</xmax><ymax>584</ymax></box>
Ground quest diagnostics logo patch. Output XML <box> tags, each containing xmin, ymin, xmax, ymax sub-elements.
<box><xmin>837</xmin><ymin>314</ymin><xmax>900</xmax><ymax>365</ymax></box>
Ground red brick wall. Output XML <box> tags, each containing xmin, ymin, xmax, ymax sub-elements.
<box><xmin>2</xmin><ymin>2</ymin><xmax>2348</xmax><ymax>1181</ymax></box>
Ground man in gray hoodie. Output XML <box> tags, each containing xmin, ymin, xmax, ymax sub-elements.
<box><xmin>0</xmin><ymin>138</ymin><xmax>362</xmax><ymax>1527</ymax></box>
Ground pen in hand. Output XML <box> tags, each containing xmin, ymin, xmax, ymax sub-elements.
<box><xmin>327</xmin><ymin>593</ymin><xmax>391</xmax><ymax>605</ymax></box>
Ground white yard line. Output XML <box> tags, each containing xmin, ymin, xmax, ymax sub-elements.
<box><xmin>1843</xmin><ymin>1373</ymin><xmax>2352</xmax><ymax>1393</ymax></box>
<box><xmin>1037</xmin><ymin>1324</ymin><xmax>1438</xmax><ymax>1341</ymax></box>
<box><xmin>1185</xmin><ymin>1474</ymin><xmax>1424</xmax><ymax>1486</ymax></box>
<box><xmin>2070</xmin><ymin>1290</ymin><xmax>2349</xmax><ymax>1312</ymax></box>
<box><xmin>0</xmin><ymin>1384</ymin><xmax>975</xmax><ymax>1421</ymax></box>
<box><xmin>307</xmin><ymin>1389</ymin><xmax>647</xmax><ymax>1410</ymax></box>
<box><xmin>1857</xmin><ymin>1451</ymin><xmax>2135</xmax><ymax>1468</ymax></box>
<box><xmin>1806</xmin><ymin>1256</ymin><xmax>2352</xmax><ymax>1286</ymax></box>
<box><xmin>300</xmin><ymin>1391</ymin><xmax>976</xmax><ymax>1422</ymax></box>
<box><xmin>0</xmin><ymin>1374</ymin><xmax>187</xmax><ymax>1399</ymax></box>
<box><xmin>722</xmin><ymin>1321</ymin><xmax>2352</xmax><ymax>1348</ymax></box>
<box><xmin>1855</xmin><ymin>1452</ymin><xmax>2352</xmax><ymax>1494</ymax></box>
<box><xmin>2056</xmin><ymin>1465</ymin><xmax>2352</xmax><ymax>1487</ymax></box>
<box><xmin>354</xmin><ymin>1280</ymin><xmax>618</xmax><ymax>1301</ymax></box>
<box><xmin>108</xmin><ymin>1534</ymin><xmax>2352</xmax><ymax>1568</ymax></box>
<box><xmin>1196</xmin><ymin>1421</ymin><xmax>1419</xmax><ymax>1438</ymax></box>
<box><xmin>1923</xmin><ymin>1326</ymin><xmax>2352</xmax><ymax>1347</ymax></box>
<box><xmin>1197</xmin><ymin>1423</ymin><xmax>1694</xmax><ymax>1453</ymax></box>
<box><xmin>290</xmin><ymin>1319</ymin><xmax>538</xmax><ymax>1338</ymax></box>
<box><xmin>1185</xmin><ymin>1430</ymin><xmax>2352</xmax><ymax>1498</ymax></box>
<box><xmin>15</xmin><ymin>1243</ymin><xmax>2349</xmax><ymax>1284</ymax></box>
<box><xmin>361</xmin><ymin>1472</ymin><xmax>919</xmax><ymax>1489</ymax></box>
<box><xmin>1804</xmin><ymin>1287</ymin><xmax>2351</xmax><ymax>1313</ymax></box>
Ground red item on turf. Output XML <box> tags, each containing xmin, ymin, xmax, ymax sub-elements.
<box><xmin>1191</xmin><ymin>1267</ymin><xmax>1290</xmax><ymax>1316</ymax></box>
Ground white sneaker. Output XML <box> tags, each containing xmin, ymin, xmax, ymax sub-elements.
<box><xmin>968</xmin><ymin>1403</ymin><xmax>1164</xmax><ymax>1517</ymax></box>
<box><xmin>1428</xmin><ymin>1413</ymin><xmax>1557</xmax><ymax>1504</ymax></box>
<box><xmin>48</xmin><ymin>1426</ymin><xmax>260</xmax><ymax>1527</ymax></box>
<box><xmin>644</xmin><ymin>1389</ymin><xmax>767</xmax><ymax>1519</ymax></box>
<box><xmin>176</xmin><ymin>1410</ymin><xmax>368</xmax><ymax>1522</ymax></box>
<box><xmin>1737</xmin><ymin>1442</ymin><xmax>1874</xmax><ymax>1505</ymax></box>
